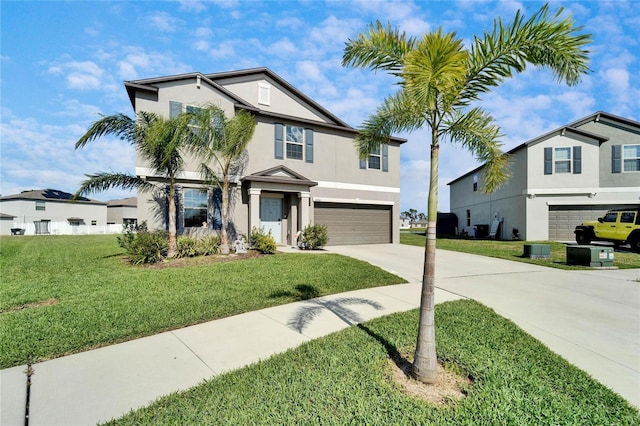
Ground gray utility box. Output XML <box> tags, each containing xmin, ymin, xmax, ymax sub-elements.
<box><xmin>523</xmin><ymin>244</ymin><xmax>551</xmax><ymax>259</ymax></box>
<box><xmin>566</xmin><ymin>245</ymin><xmax>614</xmax><ymax>267</ymax></box>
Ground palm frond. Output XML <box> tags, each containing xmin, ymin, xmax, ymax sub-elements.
<box><xmin>444</xmin><ymin>108</ymin><xmax>510</xmax><ymax>192</ymax></box>
<box><xmin>356</xmin><ymin>90</ymin><xmax>426</xmax><ymax>158</ymax></box>
<box><xmin>74</xmin><ymin>172</ymin><xmax>154</xmax><ymax>198</ymax></box>
<box><xmin>343</xmin><ymin>20</ymin><xmax>416</xmax><ymax>74</ymax></box>
<box><xmin>462</xmin><ymin>4</ymin><xmax>591</xmax><ymax>103</ymax></box>
<box><xmin>75</xmin><ymin>113</ymin><xmax>136</xmax><ymax>149</ymax></box>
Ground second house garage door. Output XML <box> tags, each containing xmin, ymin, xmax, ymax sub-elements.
<box><xmin>314</xmin><ymin>202</ymin><xmax>391</xmax><ymax>245</ymax></box>
<box><xmin>548</xmin><ymin>205</ymin><xmax>610</xmax><ymax>241</ymax></box>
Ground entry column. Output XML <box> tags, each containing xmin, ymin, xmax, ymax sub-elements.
<box><xmin>249</xmin><ymin>188</ymin><xmax>261</xmax><ymax>234</ymax></box>
<box><xmin>299</xmin><ymin>191</ymin><xmax>310</xmax><ymax>228</ymax></box>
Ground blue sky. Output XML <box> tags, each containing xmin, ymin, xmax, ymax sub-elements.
<box><xmin>1</xmin><ymin>1</ymin><xmax>639</xmax><ymax>213</ymax></box>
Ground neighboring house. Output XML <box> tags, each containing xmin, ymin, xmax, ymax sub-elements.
<box><xmin>125</xmin><ymin>68</ymin><xmax>406</xmax><ymax>245</ymax></box>
<box><xmin>399</xmin><ymin>217</ymin><xmax>411</xmax><ymax>229</ymax></box>
<box><xmin>1</xmin><ymin>213</ymin><xmax>17</xmax><ymax>235</ymax></box>
<box><xmin>107</xmin><ymin>197</ymin><xmax>137</xmax><ymax>226</ymax></box>
<box><xmin>411</xmin><ymin>220</ymin><xmax>428</xmax><ymax>229</ymax></box>
<box><xmin>448</xmin><ymin>112</ymin><xmax>640</xmax><ymax>241</ymax></box>
<box><xmin>0</xmin><ymin>189</ymin><xmax>108</xmax><ymax>235</ymax></box>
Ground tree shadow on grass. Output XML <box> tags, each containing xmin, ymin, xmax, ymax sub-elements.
<box><xmin>270</xmin><ymin>284</ymin><xmax>320</xmax><ymax>301</ymax></box>
<box><xmin>357</xmin><ymin>323</ymin><xmax>412</xmax><ymax>377</ymax></box>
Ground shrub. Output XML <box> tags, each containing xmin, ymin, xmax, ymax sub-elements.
<box><xmin>301</xmin><ymin>224</ymin><xmax>329</xmax><ymax>250</ymax></box>
<box><xmin>250</xmin><ymin>227</ymin><xmax>277</xmax><ymax>254</ymax></box>
<box><xmin>176</xmin><ymin>236</ymin><xmax>198</xmax><ymax>258</ymax></box>
<box><xmin>196</xmin><ymin>235</ymin><xmax>221</xmax><ymax>256</ymax></box>
<box><xmin>117</xmin><ymin>221</ymin><xmax>168</xmax><ymax>264</ymax></box>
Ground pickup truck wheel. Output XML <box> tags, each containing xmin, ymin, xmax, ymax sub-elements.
<box><xmin>629</xmin><ymin>235</ymin><xmax>640</xmax><ymax>253</ymax></box>
<box><xmin>576</xmin><ymin>231</ymin><xmax>591</xmax><ymax>245</ymax></box>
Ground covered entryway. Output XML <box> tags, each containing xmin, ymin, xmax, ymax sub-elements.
<box><xmin>314</xmin><ymin>202</ymin><xmax>391</xmax><ymax>245</ymax></box>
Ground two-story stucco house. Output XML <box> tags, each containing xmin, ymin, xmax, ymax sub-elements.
<box><xmin>448</xmin><ymin>112</ymin><xmax>640</xmax><ymax>241</ymax></box>
<box><xmin>124</xmin><ymin>68</ymin><xmax>405</xmax><ymax>245</ymax></box>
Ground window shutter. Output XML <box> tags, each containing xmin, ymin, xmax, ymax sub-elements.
<box><xmin>169</xmin><ymin>101</ymin><xmax>182</xmax><ymax>118</ymax></box>
<box><xmin>175</xmin><ymin>185</ymin><xmax>184</xmax><ymax>235</ymax></box>
<box><xmin>305</xmin><ymin>129</ymin><xmax>314</xmax><ymax>163</ymax></box>
<box><xmin>359</xmin><ymin>157</ymin><xmax>366</xmax><ymax>169</ymax></box>
<box><xmin>274</xmin><ymin>123</ymin><xmax>283</xmax><ymax>159</ymax></box>
<box><xmin>573</xmin><ymin>146</ymin><xmax>582</xmax><ymax>174</ymax></box>
<box><xmin>544</xmin><ymin>147</ymin><xmax>552</xmax><ymax>175</ymax></box>
<box><xmin>612</xmin><ymin>145</ymin><xmax>621</xmax><ymax>173</ymax></box>
<box><xmin>382</xmin><ymin>144</ymin><xmax>389</xmax><ymax>172</ymax></box>
<box><xmin>211</xmin><ymin>188</ymin><xmax>222</xmax><ymax>230</ymax></box>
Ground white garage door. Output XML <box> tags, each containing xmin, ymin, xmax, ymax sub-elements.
<box><xmin>548</xmin><ymin>205</ymin><xmax>622</xmax><ymax>241</ymax></box>
<box><xmin>314</xmin><ymin>203</ymin><xmax>391</xmax><ymax>245</ymax></box>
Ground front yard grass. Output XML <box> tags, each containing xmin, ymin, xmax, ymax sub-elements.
<box><xmin>400</xmin><ymin>232</ymin><xmax>640</xmax><ymax>269</ymax></box>
<box><xmin>107</xmin><ymin>300</ymin><xmax>639</xmax><ymax>425</ymax></box>
<box><xmin>0</xmin><ymin>235</ymin><xmax>405</xmax><ymax>369</ymax></box>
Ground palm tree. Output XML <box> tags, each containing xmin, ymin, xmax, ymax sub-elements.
<box><xmin>193</xmin><ymin>105</ymin><xmax>256</xmax><ymax>254</ymax></box>
<box><xmin>343</xmin><ymin>4</ymin><xmax>590</xmax><ymax>383</ymax></box>
<box><xmin>75</xmin><ymin>112</ymin><xmax>202</xmax><ymax>258</ymax></box>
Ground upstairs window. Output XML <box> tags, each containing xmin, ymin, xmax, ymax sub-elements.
<box><xmin>554</xmin><ymin>147</ymin><xmax>571</xmax><ymax>173</ymax></box>
<box><xmin>359</xmin><ymin>144</ymin><xmax>389</xmax><ymax>172</ymax></box>
<box><xmin>274</xmin><ymin>123</ymin><xmax>314</xmax><ymax>163</ymax></box>
<box><xmin>623</xmin><ymin>144</ymin><xmax>640</xmax><ymax>172</ymax></box>
<box><xmin>544</xmin><ymin>146</ymin><xmax>581</xmax><ymax>175</ymax></box>
<box><xmin>35</xmin><ymin>200</ymin><xmax>45</xmax><ymax>211</ymax></box>
<box><xmin>368</xmin><ymin>146</ymin><xmax>381</xmax><ymax>170</ymax></box>
<box><xmin>286</xmin><ymin>126</ymin><xmax>304</xmax><ymax>160</ymax></box>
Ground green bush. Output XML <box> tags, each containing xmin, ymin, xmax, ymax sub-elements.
<box><xmin>302</xmin><ymin>224</ymin><xmax>329</xmax><ymax>250</ymax></box>
<box><xmin>176</xmin><ymin>236</ymin><xmax>198</xmax><ymax>258</ymax></box>
<box><xmin>176</xmin><ymin>235</ymin><xmax>222</xmax><ymax>258</ymax></box>
<box><xmin>196</xmin><ymin>235</ymin><xmax>221</xmax><ymax>256</ymax></box>
<box><xmin>116</xmin><ymin>221</ymin><xmax>168</xmax><ymax>264</ymax></box>
<box><xmin>250</xmin><ymin>227</ymin><xmax>277</xmax><ymax>254</ymax></box>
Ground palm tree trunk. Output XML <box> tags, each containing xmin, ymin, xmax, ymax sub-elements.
<box><xmin>167</xmin><ymin>178</ymin><xmax>177</xmax><ymax>258</ymax></box>
<box><xmin>412</xmin><ymin>135</ymin><xmax>439</xmax><ymax>384</ymax></box>
<box><xmin>220</xmin><ymin>176</ymin><xmax>230</xmax><ymax>255</ymax></box>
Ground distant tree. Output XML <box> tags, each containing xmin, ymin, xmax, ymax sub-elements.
<box><xmin>343</xmin><ymin>4</ymin><xmax>590</xmax><ymax>383</ymax></box>
<box><xmin>192</xmin><ymin>105</ymin><xmax>256</xmax><ymax>254</ymax></box>
<box><xmin>402</xmin><ymin>208</ymin><xmax>418</xmax><ymax>221</ymax></box>
<box><xmin>75</xmin><ymin>112</ymin><xmax>204</xmax><ymax>258</ymax></box>
<box><xmin>418</xmin><ymin>212</ymin><xmax>427</xmax><ymax>221</ymax></box>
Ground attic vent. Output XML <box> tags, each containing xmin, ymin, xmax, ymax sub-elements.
<box><xmin>258</xmin><ymin>82</ymin><xmax>270</xmax><ymax>106</ymax></box>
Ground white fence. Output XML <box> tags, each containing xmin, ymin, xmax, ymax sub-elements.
<box><xmin>9</xmin><ymin>222</ymin><xmax>124</xmax><ymax>236</ymax></box>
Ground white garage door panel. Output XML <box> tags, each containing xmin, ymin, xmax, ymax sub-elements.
<box><xmin>314</xmin><ymin>203</ymin><xmax>391</xmax><ymax>245</ymax></box>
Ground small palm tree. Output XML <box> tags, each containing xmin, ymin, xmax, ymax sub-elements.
<box><xmin>343</xmin><ymin>4</ymin><xmax>590</xmax><ymax>383</ymax></box>
<box><xmin>75</xmin><ymin>112</ymin><xmax>203</xmax><ymax>258</ymax></box>
<box><xmin>192</xmin><ymin>105</ymin><xmax>256</xmax><ymax>254</ymax></box>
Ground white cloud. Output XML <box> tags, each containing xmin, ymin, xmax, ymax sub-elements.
<box><xmin>144</xmin><ymin>11</ymin><xmax>183</xmax><ymax>33</ymax></box>
<box><xmin>47</xmin><ymin>60</ymin><xmax>104</xmax><ymax>90</ymax></box>
<box><xmin>208</xmin><ymin>40</ymin><xmax>237</xmax><ymax>59</ymax></box>
<box><xmin>276</xmin><ymin>17</ymin><xmax>304</xmax><ymax>29</ymax></box>
<box><xmin>602</xmin><ymin>67</ymin><xmax>630</xmax><ymax>93</ymax></box>
<box><xmin>179</xmin><ymin>0</ymin><xmax>207</xmax><ymax>13</ymax></box>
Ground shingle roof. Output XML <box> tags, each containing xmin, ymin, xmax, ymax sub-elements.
<box><xmin>0</xmin><ymin>189</ymin><xmax>106</xmax><ymax>205</ymax></box>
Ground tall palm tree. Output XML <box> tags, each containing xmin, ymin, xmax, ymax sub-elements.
<box><xmin>75</xmin><ymin>112</ymin><xmax>203</xmax><ymax>258</ymax></box>
<box><xmin>343</xmin><ymin>4</ymin><xmax>590</xmax><ymax>383</ymax></box>
<box><xmin>193</xmin><ymin>105</ymin><xmax>256</xmax><ymax>254</ymax></box>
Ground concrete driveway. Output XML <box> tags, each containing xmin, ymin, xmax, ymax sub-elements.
<box><xmin>326</xmin><ymin>244</ymin><xmax>640</xmax><ymax>408</ymax></box>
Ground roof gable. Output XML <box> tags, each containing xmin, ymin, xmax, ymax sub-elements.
<box><xmin>243</xmin><ymin>166</ymin><xmax>317</xmax><ymax>187</ymax></box>
<box><xmin>206</xmin><ymin>68</ymin><xmax>352</xmax><ymax>129</ymax></box>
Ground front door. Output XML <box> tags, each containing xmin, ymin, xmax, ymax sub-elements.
<box><xmin>260</xmin><ymin>198</ymin><xmax>282</xmax><ymax>243</ymax></box>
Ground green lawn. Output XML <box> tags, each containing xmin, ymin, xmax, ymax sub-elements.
<box><xmin>400</xmin><ymin>232</ymin><xmax>640</xmax><ymax>269</ymax></box>
<box><xmin>107</xmin><ymin>300</ymin><xmax>639</xmax><ymax>425</ymax></box>
<box><xmin>0</xmin><ymin>235</ymin><xmax>405</xmax><ymax>368</ymax></box>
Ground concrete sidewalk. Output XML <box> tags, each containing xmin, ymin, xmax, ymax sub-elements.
<box><xmin>1</xmin><ymin>245</ymin><xmax>638</xmax><ymax>425</ymax></box>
